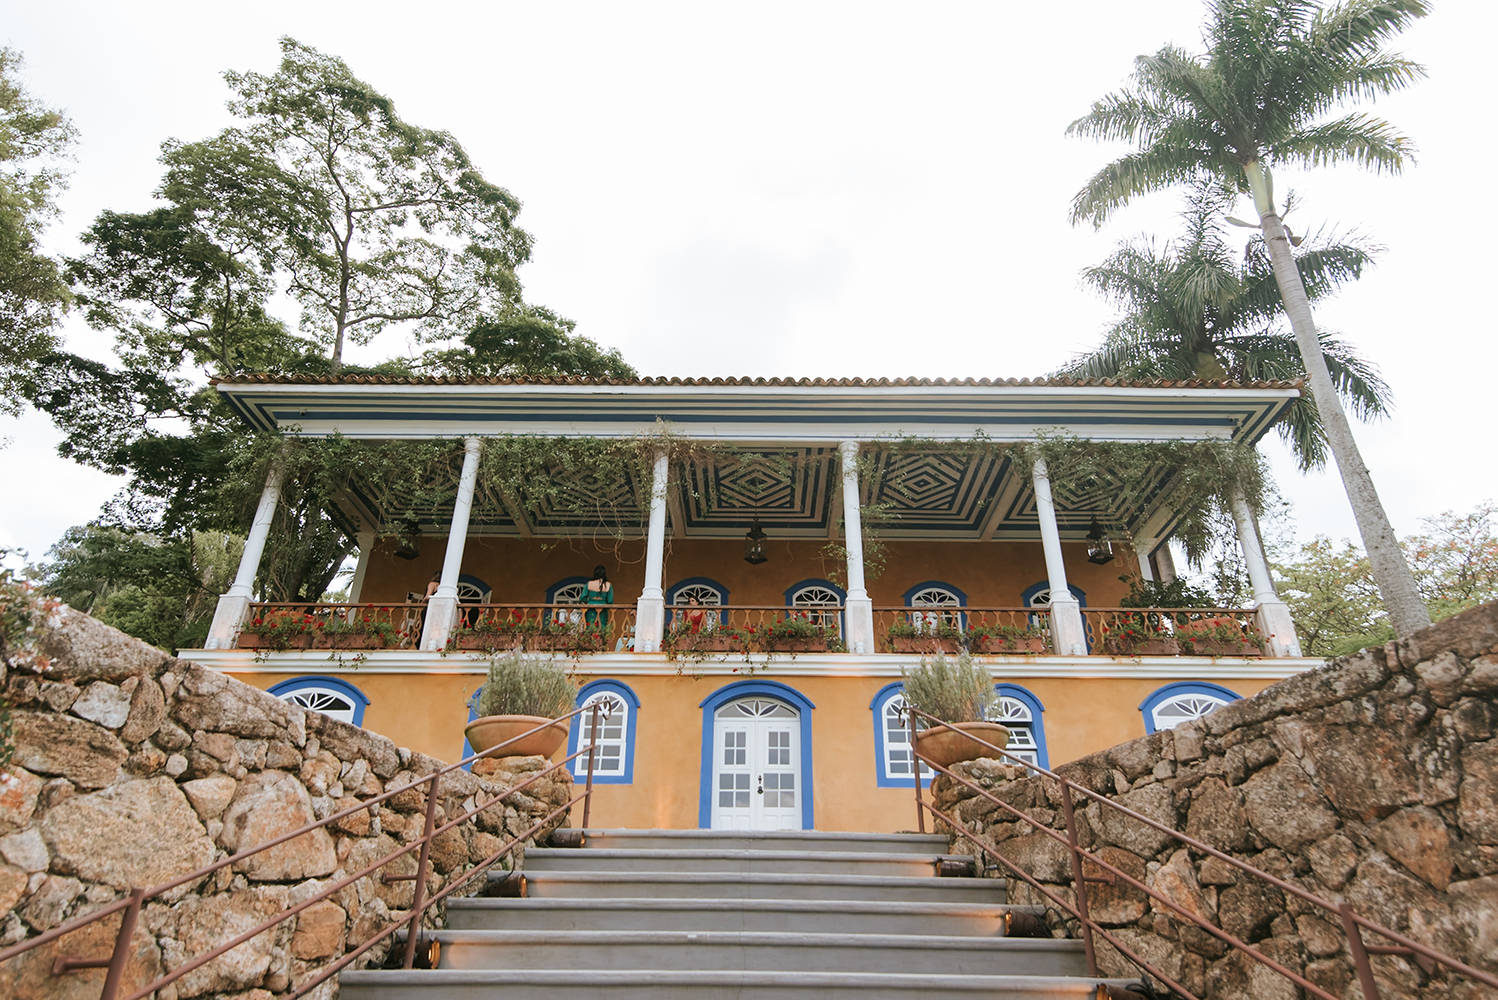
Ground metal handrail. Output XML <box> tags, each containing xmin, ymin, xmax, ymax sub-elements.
<box><xmin>0</xmin><ymin>701</ymin><xmax>610</xmax><ymax>1000</ymax></box>
<box><xmin>903</xmin><ymin>706</ymin><xmax>1498</xmax><ymax>1000</ymax></box>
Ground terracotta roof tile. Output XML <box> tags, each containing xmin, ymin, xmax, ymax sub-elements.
<box><xmin>214</xmin><ymin>374</ymin><xmax>1303</xmax><ymax>390</ymax></box>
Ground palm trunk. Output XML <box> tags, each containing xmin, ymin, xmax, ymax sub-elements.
<box><xmin>1244</xmin><ymin>162</ymin><xmax>1430</xmax><ymax>636</ymax></box>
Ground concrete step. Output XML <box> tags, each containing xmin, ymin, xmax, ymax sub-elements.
<box><xmin>577</xmin><ymin>828</ymin><xmax>951</xmax><ymax>855</ymax></box>
<box><xmin>430</xmin><ymin>929</ymin><xmax>1088</xmax><ymax>978</ymax></box>
<box><xmin>508</xmin><ymin>869</ymin><xmax>1008</xmax><ymax>904</ymax></box>
<box><xmin>339</xmin><ymin>969</ymin><xmax>1132</xmax><ymax>1000</ymax></box>
<box><xmin>525</xmin><ymin>846</ymin><xmax>959</xmax><ymax>877</ymax></box>
<box><xmin>445</xmin><ymin>896</ymin><xmax>1034</xmax><ymax>936</ymax></box>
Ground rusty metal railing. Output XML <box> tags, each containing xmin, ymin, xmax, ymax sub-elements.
<box><xmin>0</xmin><ymin>701</ymin><xmax>611</xmax><ymax>1000</ymax></box>
<box><xmin>903</xmin><ymin>706</ymin><xmax>1498</xmax><ymax>1000</ymax></box>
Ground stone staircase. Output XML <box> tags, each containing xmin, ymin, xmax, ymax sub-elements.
<box><xmin>340</xmin><ymin>828</ymin><xmax>1132</xmax><ymax>998</ymax></box>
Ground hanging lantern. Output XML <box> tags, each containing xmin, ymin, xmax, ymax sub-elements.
<box><xmin>393</xmin><ymin>520</ymin><xmax>422</xmax><ymax>561</ymax></box>
<box><xmin>1086</xmin><ymin>518</ymin><xmax>1115</xmax><ymax>565</ymax></box>
<box><xmin>743</xmin><ymin>520</ymin><xmax>769</xmax><ymax>565</ymax></box>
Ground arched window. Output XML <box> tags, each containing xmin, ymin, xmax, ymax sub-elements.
<box><xmin>1021</xmin><ymin>580</ymin><xmax>1087</xmax><ymax>608</ymax></box>
<box><xmin>455</xmin><ymin>574</ymin><xmax>492</xmax><ymax>603</ymax></box>
<box><xmin>989</xmin><ymin>684</ymin><xmax>1048</xmax><ymax>769</ymax></box>
<box><xmin>784</xmin><ymin>579</ymin><xmax>845</xmax><ymax>635</ymax></box>
<box><xmin>870</xmin><ymin>683</ymin><xmax>933</xmax><ymax>787</ymax></box>
<box><xmin>1140</xmin><ymin>682</ymin><xmax>1242</xmax><ymax>735</ymax></box>
<box><xmin>903</xmin><ymin>581</ymin><xmax>966</xmax><ymax>633</ymax></box>
<box><xmin>666</xmin><ymin>578</ymin><xmax>729</xmax><ymax>628</ymax></box>
<box><xmin>567</xmin><ymin>680</ymin><xmax>640</xmax><ymax>784</ymax></box>
<box><xmin>268</xmin><ymin>676</ymin><xmax>370</xmax><ymax>727</ymax></box>
<box><xmin>548</xmin><ymin>577</ymin><xmax>589</xmax><ymax>604</ymax></box>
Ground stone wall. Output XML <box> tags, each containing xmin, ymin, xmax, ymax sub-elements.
<box><xmin>936</xmin><ymin>601</ymin><xmax>1498</xmax><ymax>1000</ymax></box>
<box><xmin>0</xmin><ymin>607</ymin><xmax>572</xmax><ymax>1000</ymax></box>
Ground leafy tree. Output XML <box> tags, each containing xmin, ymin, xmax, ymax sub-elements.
<box><xmin>1407</xmin><ymin>501</ymin><xmax>1498</xmax><ymax>620</ymax></box>
<box><xmin>420</xmin><ymin>305</ymin><xmax>636</xmax><ymax>381</ymax></box>
<box><xmin>1274</xmin><ymin>535</ymin><xmax>1391</xmax><ymax>656</ymax></box>
<box><xmin>0</xmin><ymin>48</ymin><xmax>76</xmax><ymax>417</ymax></box>
<box><xmin>1056</xmin><ymin>182</ymin><xmax>1391</xmax><ymax>470</ymax></box>
<box><xmin>1067</xmin><ymin>0</ymin><xmax>1432</xmax><ymax>636</ymax></box>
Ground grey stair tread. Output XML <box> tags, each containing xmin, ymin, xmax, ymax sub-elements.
<box><xmin>525</xmin><ymin>846</ymin><xmax>955</xmax><ymax>874</ymax></box>
<box><xmin>579</xmin><ymin>828</ymin><xmax>951</xmax><ymax>854</ymax></box>
<box><xmin>510</xmin><ymin>869</ymin><xmax>1007</xmax><ymax>902</ymax></box>
<box><xmin>340</xmin><ymin>969</ymin><xmax>1132</xmax><ymax>999</ymax></box>
<box><xmin>445</xmin><ymin>896</ymin><xmax>1030</xmax><ymax>933</ymax></box>
<box><xmin>431</xmin><ymin>928</ymin><xmax>1086</xmax><ymax>976</ymax></box>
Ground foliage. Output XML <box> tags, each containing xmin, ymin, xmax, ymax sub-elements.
<box><xmin>1066</xmin><ymin>0</ymin><xmax>1428</xmax><ymax>228</ymax></box>
<box><xmin>469</xmin><ymin>650</ymin><xmax>576</xmax><ymax>719</ymax></box>
<box><xmin>419</xmin><ymin>306</ymin><xmax>636</xmax><ymax>381</ymax></box>
<box><xmin>1117</xmin><ymin>574</ymin><xmax>1216</xmax><ymax>610</ymax></box>
<box><xmin>1407</xmin><ymin>501</ymin><xmax>1498</xmax><ymax>620</ymax></box>
<box><xmin>885</xmin><ymin>618</ymin><xmax>963</xmax><ymax>641</ymax></box>
<box><xmin>1098</xmin><ymin>612</ymin><xmax>1173</xmax><ymax>653</ymax></box>
<box><xmin>965</xmin><ymin>622</ymin><xmax>1048</xmax><ymax>653</ymax></box>
<box><xmin>1056</xmin><ymin>181</ymin><xmax>1392</xmax><ymax>470</ymax></box>
<box><xmin>2</xmin><ymin>547</ymin><xmax>68</xmax><ymax>772</ymax></box>
<box><xmin>901</xmin><ymin>651</ymin><xmax>996</xmax><ymax>725</ymax></box>
<box><xmin>755</xmin><ymin>616</ymin><xmax>843</xmax><ymax>646</ymax></box>
<box><xmin>319</xmin><ymin>610</ymin><xmax>411</xmax><ymax>648</ymax></box>
<box><xmin>1175</xmin><ymin>615</ymin><xmax>1265</xmax><ymax>653</ymax></box>
<box><xmin>0</xmin><ymin>48</ymin><xmax>76</xmax><ymax>417</ymax></box>
<box><xmin>241</xmin><ymin>609</ymin><xmax>320</xmax><ymax>649</ymax></box>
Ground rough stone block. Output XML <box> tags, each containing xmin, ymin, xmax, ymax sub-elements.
<box><xmin>1093</xmin><ymin>782</ymin><xmax>1178</xmax><ymax>858</ymax></box>
<box><xmin>181</xmin><ymin>774</ymin><xmax>239</xmax><ymax>822</ymax></box>
<box><xmin>1373</xmin><ymin>805</ymin><xmax>1453</xmax><ymax>890</ymax></box>
<box><xmin>1460</xmin><ymin>742</ymin><xmax>1498</xmax><ymax>844</ymax></box>
<box><xmin>33</xmin><ymin>606</ymin><xmax>174</xmax><ymax>683</ymax></box>
<box><xmin>1242</xmin><ymin>761</ymin><xmax>1338</xmax><ymax>853</ymax></box>
<box><xmin>70</xmin><ymin>681</ymin><xmax>133</xmax><ymax>729</ymax></box>
<box><xmin>220</xmin><ymin>770</ymin><xmax>337</xmax><ymax>881</ymax></box>
<box><xmin>1306</xmin><ymin>833</ymin><xmax>1359</xmax><ymax>891</ymax></box>
<box><xmin>119</xmin><ymin>675</ymin><xmax>166</xmax><ymax>744</ymax></box>
<box><xmin>164</xmin><ymin>886</ymin><xmax>290</xmax><ymax>997</ymax></box>
<box><xmin>40</xmin><ymin>776</ymin><xmax>215</xmax><ymax>892</ymax></box>
<box><xmin>0</xmin><ymin>826</ymin><xmax>49</xmax><ymax>872</ymax></box>
<box><xmin>1417</xmin><ymin>649</ymin><xmax>1467</xmax><ymax>707</ymax></box>
<box><xmin>1299</xmin><ymin>725</ymin><xmax>1418</xmax><ymax>821</ymax></box>
<box><xmin>11</xmin><ymin>711</ymin><xmax>128</xmax><ymax>789</ymax></box>
<box><xmin>1186</xmin><ymin>777</ymin><xmax>1251</xmax><ymax>852</ymax></box>
<box><xmin>0</xmin><ymin>768</ymin><xmax>44</xmax><ymax>834</ymax></box>
<box><xmin>291</xmin><ymin>899</ymin><xmax>346</xmax><ymax>959</ymax></box>
<box><xmin>1396</xmin><ymin>602</ymin><xmax>1498</xmax><ymax>669</ymax></box>
<box><xmin>172</xmin><ymin>663</ymin><xmax>306</xmax><ymax>745</ymax></box>
<box><xmin>0</xmin><ymin>903</ymin><xmax>162</xmax><ymax>1000</ymax></box>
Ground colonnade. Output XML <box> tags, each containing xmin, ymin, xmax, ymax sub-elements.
<box><xmin>204</xmin><ymin>439</ymin><xmax>1299</xmax><ymax>657</ymax></box>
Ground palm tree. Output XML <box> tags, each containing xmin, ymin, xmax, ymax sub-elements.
<box><xmin>1057</xmin><ymin>182</ymin><xmax>1393</xmax><ymax>471</ymax></box>
<box><xmin>1067</xmin><ymin>0</ymin><xmax>1431</xmax><ymax>635</ymax></box>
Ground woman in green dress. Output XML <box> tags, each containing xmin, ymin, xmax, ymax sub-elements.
<box><xmin>583</xmin><ymin>565</ymin><xmax>613</xmax><ymax>630</ymax></box>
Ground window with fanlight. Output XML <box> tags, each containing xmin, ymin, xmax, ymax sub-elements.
<box><xmin>987</xmin><ymin>685</ymin><xmax>1047</xmax><ymax>769</ymax></box>
<box><xmin>785</xmin><ymin>579</ymin><xmax>845</xmax><ymax>634</ymax></box>
<box><xmin>567</xmin><ymin>680</ymin><xmax>640</xmax><ymax>784</ymax></box>
<box><xmin>872</xmin><ymin>681</ymin><xmax>1047</xmax><ymax>784</ymax></box>
<box><xmin>268</xmin><ymin>676</ymin><xmax>370</xmax><ymax>727</ymax></box>
<box><xmin>904</xmin><ymin>581</ymin><xmax>965</xmax><ymax>633</ymax></box>
<box><xmin>1140</xmin><ymin>682</ymin><xmax>1241</xmax><ymax>735</ymax></box>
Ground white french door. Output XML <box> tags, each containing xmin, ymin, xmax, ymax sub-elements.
<box><xmin>711</xmin><ymin>698</ymin><xmax>801</xmax><ymax>830</ymax></box>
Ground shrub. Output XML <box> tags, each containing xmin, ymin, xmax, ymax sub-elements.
<box><xmin>468</xmin><ymin>649</ymin><xmax>576</xmax><ymax>718</ymax></box>
<box><xmin>901</xmin><ymin>651</ymin><xmax>996</xmax><ymax>724</ymax></box>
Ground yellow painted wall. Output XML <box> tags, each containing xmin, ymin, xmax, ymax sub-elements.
<box><xmin>238</xmin><ymin>669</ymin><xmax>1284</xmax><ymax>833</ymax></box>
<box><xmin>359</xmin><ymin>535</ymin><xmax>1136</xmax><ymax>610</ymax></box>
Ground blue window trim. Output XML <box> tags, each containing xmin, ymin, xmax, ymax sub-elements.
<box><xmin>902</xmin><ymin>581</ymin><xmax>968</xmax><ymax>606</ymax></box>
<box><xmin>1021</xmin><ymin>580</ymin><xmax>1088</xmax><ymax>606</ymax></box>
<box><xmin>459</xmin><ymin>685</ymin><xmax>483</xmax><ymax>770</ymax></box>
<box><xmin>456</xmin><ymin>573</ymin><xmax>491</xmax><ymax>597</ymax></box>
<box><xmin>567</xmin><ymin>679</ymin><xmax>641</xmax><ymax>785</ymax></box>
<box><xmin>546</xmin><ymin>576</ymin><xmax>590</xmax><ymax>603</ymax></box>
<box><xmin>267</xmin><ymin>676</ymin><xmax>370</xmax><ymax>727</ymax></box>
<box><xmin>784</xmin><ymin>578</ymin><xmax>846</xmax><ymax>634</ymax></box>
<box><xmin>666</xmin><ymin>577</ymin><xmax>730</xmax><ymax>627</ymax></box>
<box><xmin>698</xmin><ymin>680</ymin><xmax>816</xmax><ymax>830</ymax></box>
<box><xmin>995</xmin><ymin>683</ymin><xmax>1049</xmax><ymax>769</ymax></box>
<box><xmin>869</xmin><ymin>681</ymin><xmax>930</xmax><ymax>789</ymax></box>
<box><xmin>1139</xmin><ymin>681</ymin><xmax>1242</xmax><ymax>735</ymax></box>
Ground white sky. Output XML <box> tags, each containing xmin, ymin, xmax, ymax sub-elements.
<box><xmin>2</xmin><ymin>1</ymin><xmax>1494</xmax><ymax>565</ymax></box>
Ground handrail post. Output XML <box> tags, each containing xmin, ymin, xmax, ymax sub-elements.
<box><xmin>1339</xmin><ymin>901</ymin><xmax>1383</xmax><ymax>1000</ymax></box>
<box><xmin>1059</xmin><ymin>782</ymin><xmax>1098</xmax><ymax>977</ymax></box>
<box><xmin>581</xmin><ymin>701</ymin><xmax>601</xmax><ymax>830</ymax></box>
<box><xmin>99</xmin><ymin>887</ymin><xmax>144</xmax><ymax>1000</ymax></box>
<box><xmin>401</xmin><ymin>772</ymin><xmax>442</xmax><ymax>969</ymax></box>
<box><xmin>907</xmin><ymin>706</ymin><xmax>926</xmax><ymax>834</ymax></box>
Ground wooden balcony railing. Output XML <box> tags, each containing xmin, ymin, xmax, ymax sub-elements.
<box><xmin>664</xmin><ymin>605</ymin><xmax>847</xmax><ymax>653</ymax></box>
<box><xmin>236</xmin><ymin>602</ymin><xmax>423</xmax><ymax>651</ymax></box>
<box><xmin>448</xmin><ymin>603</ymin><xmax>638</xmax><ymax>654</ymax></box>
<box><xmin>872</xmin><ymin>607</ymin><xmax>1053</xmax><ymax>654</ymax></box>
<box><xmin>1082</xmin><ymin>607</ymin><xmax>1266</xmax><ymax>657</ymax></box>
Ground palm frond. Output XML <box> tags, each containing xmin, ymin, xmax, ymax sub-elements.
<box><xmin>1270</xmin><ymin>112</ymin><xmax>1416</xmax><ymax>173</ymax></box>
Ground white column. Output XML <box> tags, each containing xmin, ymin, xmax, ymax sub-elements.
<box><xmin>205</xmin><ymin>455</ymin><xmax>285</xmax><ymax>649</ymax></box>
<box><xmin>839</xmin><ymin>441</ymin><xmax>874</xmax><ymax>654</ymax></box>
<box><xmin>1032</xmin><ymin>457</ymin><xmax>1088</xmax><ymax>656</ymax></box>
<box><xmin>348</xmin><ymin>530</ymin><xmax>375</xmax><ymax>603</ymax></box>
<box><xmin>1135</xmin><ymin>536</ymin><xmax>1157</xmax><ymax>582</ymax></box>
<box><xmin>421</xmin><ymin>437</ymin><xmax>484</xmax><ymax>651</ymax></box>
<box><xmin>1230</xmin><ymin>488</ymin><xmax>1302</xmax><ymax>657</ymax></box>
<box><xmin>634</xmin><ymin>450</ymin><xmax>671</xmax><ymax>653</ymax></box>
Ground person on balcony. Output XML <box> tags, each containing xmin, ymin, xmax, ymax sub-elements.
<box><xmin>683</xmin><ymin>594</ymin><xmax>707</xmax><ymax>632</ymax></box>
<box><xmin>583</xmin><ymin>565</ymin><xmax>614</xmax><ymax>629</ymax></box>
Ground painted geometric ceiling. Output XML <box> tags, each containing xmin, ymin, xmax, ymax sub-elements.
<box><xmin>334</xmin><ymin>445</ymin><xmax>1180</xmax><ymax>542</ymax></box>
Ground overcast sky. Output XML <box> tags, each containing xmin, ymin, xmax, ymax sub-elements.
<box><xmin>3</xmin><ymin>1</ymin><xmax>1494</xmax><ymax>565</ymax></box>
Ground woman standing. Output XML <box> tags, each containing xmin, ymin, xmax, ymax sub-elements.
<box><xmin>583</xmin><ymin>565</ymin><xmax>614</xmax><ymax>631</ymax></box>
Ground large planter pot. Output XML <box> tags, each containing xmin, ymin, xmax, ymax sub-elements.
<box><xmin>913</xmin><ymin>722</ymin><xmax>1010</xmax><ymax>768</ymax></box>
<box><xmin>465</xmin><ymin>715</ymin><xmax>569</xmax><ymax>758</ymax></box>
<box><xmin>971</xmin><ymin>636</ymin><xmax>1047</xmax><ymax>655</ymax></box>
<box><xmin>889</xmin><ymin>636</ymin><xmax>960</xmax><ymax>654</ymax></box>
<box><xmin>236</xmin><ymin>633</ymin><xmax>313</xmax><ymax>650</ymax></box>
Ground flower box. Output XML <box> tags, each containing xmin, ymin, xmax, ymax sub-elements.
<box><xmin>890</xmin><ymin>636</ymin><xmax>961</xmax><ymax>654</ymax></box>
<box><xmin>453</xmin><ymin>634</ymin><xmax>522</xmax><ymax>651</ymax></box>
<box><xmin>971</xmin><ymin>635</ymin><xmax>1048</xmax><ymax>654</ymax></box>
<box><xmin>529</xmin><ymin>633</ymin><xmax>606</xmax><ymax>653</ymax></box>
<box><xmin>1177</xmin><ymin>639</ymin><xmax>1263</xmax><ymax>657</ymax></box>
<box><xmin>236</xmin><ymin>633</ymin><xmax>313</xmax><ymax>650</ymax></box>
<box><xmin>671</xmin><ymin>634</ymin><xmax>739</xmax><ymax>653</ymax></box>
<box><xmin>313</xmin><ymin>633</ymin><xmax>390</xmax><ymax>650</ymax></box>
<box><xmin>1103</xmin><ymin>637</ymin><xmax>1180</xmax><ymax>656</ymax></box>
<box><xmin>762</xmin><ymin>638</ymin><xmax>830</xmax><ymax>653</ymax></box>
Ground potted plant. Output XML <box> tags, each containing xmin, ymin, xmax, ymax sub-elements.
<box><xmin>665</xmin><ymin>618</ymin><xmax>742</xmax><ymax>654</ymax></box>
<box><xmin>884</xmin><ymin>618</ymin><xmax>963</xmax><ymax>654</ymax></box>
<box><xmin>967</xmin><ymin>622</ymin><xmax>1048</xmax><ymax>654</ymax></box>
<box><xmin>1175</xmin><ymin>615</ymin><xmax>1265</xmax><ymax>657</ymax></box>
<box><xmin>237</xmin><ymin>610</ymin><xmax>319</xmax><ymax>650</ymax></box>
<box><xmin>1099</xmin><ymin>612</ymin><xmax>1180</xmax><ymax>655</ymax></box>
<box><xmin>902</xmin><ymin>652</ymin><xmax>1009</xmax><ymax>768</ymax></box>
<box><xmin>464</xmin><ymin>650</ymin><xmax>577</xmax><ymax>758</ymax></box>
<box><xmin>449</xmin><ymin>613</ymin><xmax>536</xmax><ymax>651</ymax></box>
<box><xmin>529</xmin><ymin>619</ymin><xmax>607</xmax><ymax>653</ymax></box>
